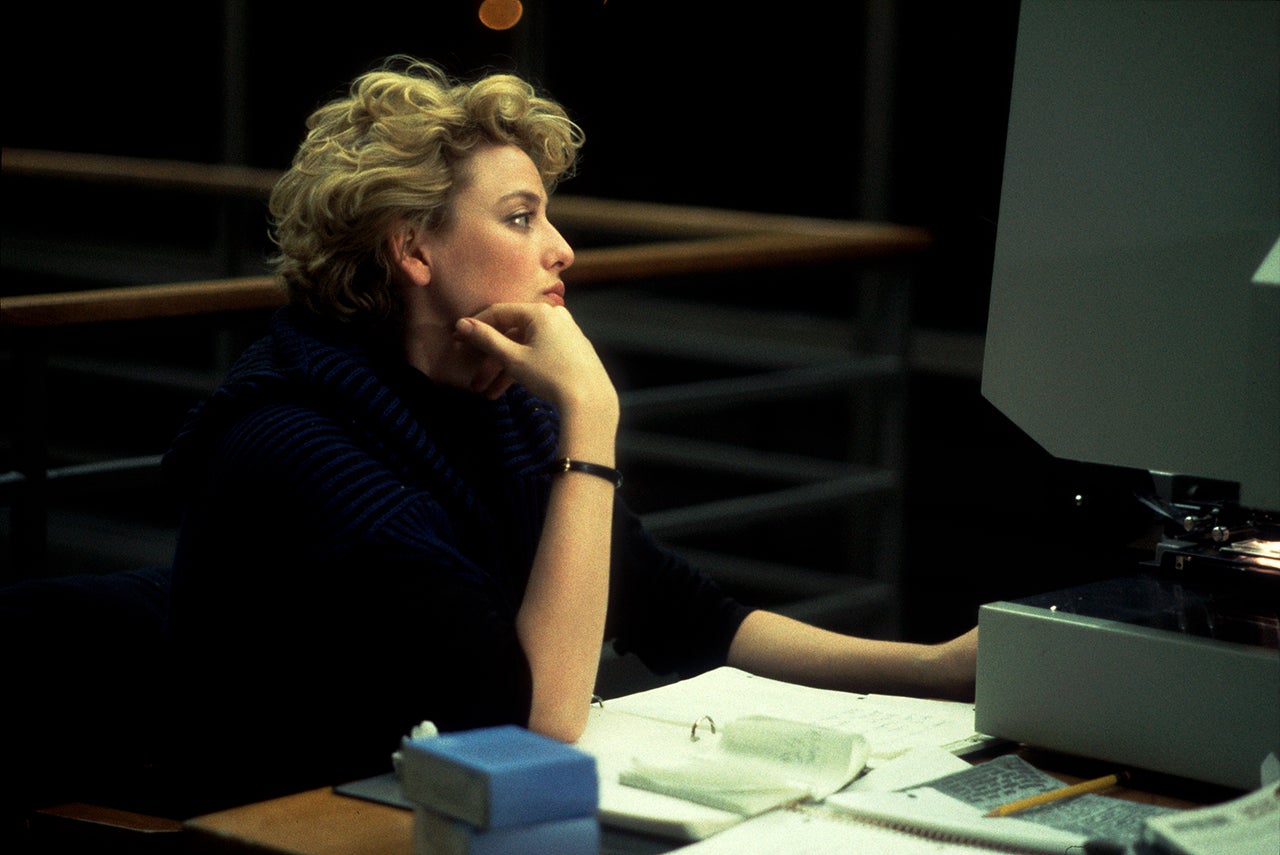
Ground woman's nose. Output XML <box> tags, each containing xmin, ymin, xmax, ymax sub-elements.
<box><xmin>547</xmin><ymin>223</ymin><xmax>574</xmax><ymax>271</ymax></box>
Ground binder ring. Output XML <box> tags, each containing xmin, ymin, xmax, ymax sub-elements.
<box><xmin>690</xmin><ymin>715</ymin><xmax>716</xmax><ymax>742</ymax></box>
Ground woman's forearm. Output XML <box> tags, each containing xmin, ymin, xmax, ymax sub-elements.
<box><xmin>451</xmin><ymin>303</ymin><xmax>621</xmax><ymax>740</ymax></box>
<box><xmin>517</xmin><ymin>397</ymin><xmax>618</xmax><ymax>742</ymax></box>
<box><xmin>727</xmin><ymin>610</ymin><xmax>978</xmax><ymax>701</ymax></box>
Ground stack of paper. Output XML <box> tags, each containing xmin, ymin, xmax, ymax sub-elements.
<box><xmin>617</xmin><ymin>714</ymin><xmax>869</xmax><ymax>815</ymax></box>
<box><xmin>575</xmin><ymin>666</ymin><xmax>989</xmax><ymax>841</ymax></box>
<box><xmin>397</xmin><ymin>724</ymin><xmax>599</xmax><ymax>855</ymax></box>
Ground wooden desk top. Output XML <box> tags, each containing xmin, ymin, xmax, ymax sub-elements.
<box><xmin>183</xmin><ymin>758</ymin><xmax>1215</xmax><ymax>855</ymax></box>
<box><xmin>184</xmin><ymin>787</ymin><xmax>412</xmax><ymax>855</ymax></box>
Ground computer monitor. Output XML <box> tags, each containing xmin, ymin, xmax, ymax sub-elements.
<box><xmin>982</xmin><ymin>0</ymin><xmax>1280</xmax><ymax>515</ymax></box>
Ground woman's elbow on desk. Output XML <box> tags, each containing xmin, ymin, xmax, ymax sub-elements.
<box><xmin>526</xmin><ymin>699</ymin><xmax>591</xmax><ymax>743</ymax></box>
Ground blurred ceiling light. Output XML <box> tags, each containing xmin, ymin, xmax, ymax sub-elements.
<box><xmin>479</xmin><ymin>0</ymin><xmax>523</xmax><ymax>30</ymax></box>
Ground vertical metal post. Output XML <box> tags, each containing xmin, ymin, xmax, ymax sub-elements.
<box><xmin>9</xmin><ymin>329</ymin><xmax>50</xmax><ymax>581</ymax></box>
<box><xmin>858</xmin><ymin>0</ymin><xmax>906</xmax><ymax>639</ymax></box>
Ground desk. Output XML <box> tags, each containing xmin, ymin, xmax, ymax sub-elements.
<box><xmin>185</xmin><ymin>787</ymin><xmax>411</xmax><ymax>855</ymax></box>
<box><xmin>184</xmin><ymin>785</ymin><xmax>677</xmax><ymax>855</ymax></box>
<box><xmin>183</xmin><ymin>752</ymin><xmax>1213</xmax><ymax>855</ymax></box>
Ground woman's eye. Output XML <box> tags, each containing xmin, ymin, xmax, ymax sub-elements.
<box><xmin>510</xmin><ymin>212</ymin><xmax>532</xmax><ymax>228</ymax></box>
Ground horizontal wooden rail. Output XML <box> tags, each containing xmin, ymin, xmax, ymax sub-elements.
<box><xmin>1</xmin><ymin>277</ymin><xmax>284</xmax><ymax>327</ymax></box>
<box><xmin>2</xmin><ymin>147</ymin><xmax>281</xmax><ymax>198</ymax></box>
<box><xmin>1</xmin><ymin>226</ymin><xmax>927</xmax><ymax>328</ymax></box>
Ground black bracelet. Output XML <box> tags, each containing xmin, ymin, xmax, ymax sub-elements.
<box><xmin>552</xmin><ymin>457</ymin><xmax>623</xmax><ymax>489</ymax></box>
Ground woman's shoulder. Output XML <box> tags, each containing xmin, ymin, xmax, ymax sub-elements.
<box><xmin>216</xmin><ymin>397</ymin><xmax>371</xmax><ymax>472</ymax></box>
<box><xmin>212</xmin><ymin>397</ymin><xmax>442</xmax><ymax>527</ymax></box>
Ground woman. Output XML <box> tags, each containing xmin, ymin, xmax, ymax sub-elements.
<box><xmin>162</xmin><ymin>56</ymin><xmax>977</xmax><ymax>813</ymax></box>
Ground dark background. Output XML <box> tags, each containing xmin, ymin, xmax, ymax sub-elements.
<box><xmin>2</xmin><ymin>1</ymin><xmax>1157</xmax><ymax>640</ymax></box>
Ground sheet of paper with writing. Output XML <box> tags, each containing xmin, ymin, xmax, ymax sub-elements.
<box><xmin>908</xmin><ymin>754</ymin><xmax>1176</xmax><ymax>848</ymax></box>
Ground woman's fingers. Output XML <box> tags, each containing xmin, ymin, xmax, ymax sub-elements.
<box><xmin>455</xmin><ymin>304</ymin><xmax>609</xmax><ymax>406</ymax></box>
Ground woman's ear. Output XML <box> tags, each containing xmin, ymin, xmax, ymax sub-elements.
<box><xmin>386</xmin><ymin>225</ymin><xmax>431</xmax><ymax>287</ymax></box>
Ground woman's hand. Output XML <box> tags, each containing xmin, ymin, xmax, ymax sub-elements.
<box><xmin>458</xmin><ymin>300</ymin><xmax>619</xmax><ymax>479</ymax></box>
<box><xmin>453</xmin><ymin>303</ymin><xmax>618</xmax><ymax>427</ymax></box>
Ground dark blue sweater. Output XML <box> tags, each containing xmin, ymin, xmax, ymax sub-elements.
<box><xmin>160</xmin><ymin>306</ymin><xmax>749</xmax><ymax>812</ymax></box>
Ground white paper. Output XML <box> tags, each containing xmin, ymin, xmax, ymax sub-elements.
<box><xmin>826</xmin><ymin>789</ymin><xmax>1097</xmax><ymax>854</ymax></box>
<box><xmin>1142</xmin><ymin>782</ymin><xmax>1280</xmax><ymax>855</ymax></box>
<box><xmin>843</xmin><ymin>746</ymin><xmax>974</xmax><ymax>793</ymax></box>
<box><xmin>668</xmin><ymin>802</ymin><xmax>996</xmax><ymax>854</ymax></box>
<box><xmin>603</xmin><ymin>667</ymin><xmax>983</xmax><ymax>764</ymax></box>
<box><xmin>618</xmin><ymin>716</ymin><xmax>869</xmax><ymax>816</ymax></box>
<box><xmin>576</xmin><ymin>667</ymin><xmax>989</xmax><ymax>841</ymax></box>
<box><xmin>577</xmin><ymin>705</ymin><xmax>742</xmax><ymax>840</ymax></box>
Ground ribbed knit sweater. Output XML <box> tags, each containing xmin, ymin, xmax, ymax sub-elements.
<box><xmin>160</xmin><ymin>305</ymin><xmax>750</xmax><ymax>813</ymax></box>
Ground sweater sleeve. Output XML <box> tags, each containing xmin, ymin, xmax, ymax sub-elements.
<box><xmin>604</xmin><ymin>498</ymin><xmax>754</xmax><ymax>678</ymax></box>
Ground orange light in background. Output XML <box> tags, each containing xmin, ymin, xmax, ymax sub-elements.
<box><xmin>479</xmin><ymin>0</ymin><xmax>523</xmax><ymax>30</ymax></box>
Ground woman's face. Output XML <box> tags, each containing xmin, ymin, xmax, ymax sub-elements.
<box><xmin>420</xmin><ymin>143</ymin><xmax>574</xmax><ymax>320</ymax></box>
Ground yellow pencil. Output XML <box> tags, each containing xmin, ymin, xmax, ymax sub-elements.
<box><xmin>985</xmin><ymin>772</ymin><xmax>1128</xmax><ymax>817</ymax></box>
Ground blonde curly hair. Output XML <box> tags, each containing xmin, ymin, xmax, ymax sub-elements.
<box><xmin>268</xmin><ymin>57</ymin><xmax>583</xmax><ymax>323</ymax></box>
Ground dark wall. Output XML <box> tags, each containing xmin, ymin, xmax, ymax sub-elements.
<box><xmin>5</xmin><ymin>3</ymin><xmax>1013</xmax><ymax>220</ymax></box>
<box><xmin>4</xmin><ymin>2</ymin><xmax>1019</xmax><ymax>318</ymax></box>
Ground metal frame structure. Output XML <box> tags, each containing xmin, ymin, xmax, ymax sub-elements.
<box><xmin>2</xmin><ymin>148</ymin><xmax>929</xmax><ymax>638</ymax></box>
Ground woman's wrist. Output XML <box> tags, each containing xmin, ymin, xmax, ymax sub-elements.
<box><xmin>551</xmin><ymin>458</ymin><xmax>623</xmax><ymax>489</ymax></box>
<box><xmin>917</xmin><ymin>633</ymin><xmax>978</xmax><ymax>701</ymax></box>
<box><xmin>557</xmin><ymin>382</ymin><xmax>619</xmax><ymax>425</ymax></box>
<box><xmin>554</xmin><ymin>391</ymin><xmax>619</xmax><ymax>465</ymax></box>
